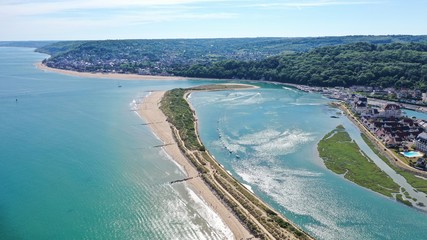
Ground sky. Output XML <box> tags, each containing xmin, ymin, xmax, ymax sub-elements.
<box><xmin>0</xmin><ymin>0</ymin><xmax>426</xmax><ymax>41</ymax></box>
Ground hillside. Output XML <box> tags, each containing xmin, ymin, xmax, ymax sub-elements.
<box><xmin>36</xmin><ymin>36</ymin><xmax>427</xmax><ymax>89</ymax></box>
<box><xmin>175</xmin><ymin>42</ymin><xmax>427</xmax><ymax>90</ymax></box>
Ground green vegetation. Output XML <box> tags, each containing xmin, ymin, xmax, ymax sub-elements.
<box><xmin>396</xmin><ymin>194</ymin><xmax>413</xmax><ymax>207</ymax></box>
<box><xmin>36</xmin><ymin>41</ymin><xmax>86</xmax><ymax>56</ymax></box>
<box><xmin>160</xmin><ymin>88</ymin><xmax>202</xmax><ymax>151</ymax></box>
<box><xmin>160</xmin><ymin>85</ymin><xmax>311</xmax><ymax>239</ymax></box>
<box><xmin>36</xmin><ymin>36</ymin><xmax>427</xmax><ymax>89</ymax></box>
<box><xmin>361</xmin><ymin>133</ymin><xmax>427</xmax><ymax>195</ymax></box>
<box><xmin>176</xmin><ymin>42</ymin><xmax>427</xmax><ymax>90</ymax></box>
<box><xmin>318</xmin><ymin>125</ymin><xmax>400</xmax><ymax>197</ymax></box>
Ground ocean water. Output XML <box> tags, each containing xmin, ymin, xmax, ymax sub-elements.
<box><xmin>2</xmin><ymin>47</ymin><xmax>427</xmax><ymax>240</ymax></box>
<box><xmin>190</xmin><ymin>86</ymin><xmax>427</xmax><ymax>240</ymax></box>
<box><xmin>0</xmin><ymin>47</ymin><xmax>232</xmax><ymax>240</ymax></box>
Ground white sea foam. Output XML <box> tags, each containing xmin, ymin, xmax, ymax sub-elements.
<box><xmin>185</xmin><ymin>187</ymin><xmax>234</xmax><ymax>240</ymax></box>
<box><xmin>242</xmin><ymin>183</ymin><xmax>254</xmax><ymax>193</ymax></box>
<box><xmin>289</xmin><ymin>102</ymin><xmax>323</xmax><ymax>106</ymax></box>
<box><xmin>282</xmin><ymin>86</ymin><xmax>299</xmax><ymax>93</ymax></box>
<box><xmin>129</xmin><ymin>99</ymin><xmax>139</xmax><ymax>111</ymax></box>
<box><xmin>233</xmin><ymin>158</ymin><xmax>367</xmax><ymax>240</ymax></box>
<box><xmin>159</xmin><ymin>148</ymin><xmax>187</xmax><ymax>175</ymax></box>
<box><xmin>217</xmin><ymin>130</ymin><xmax>246</xmax><ymax>154</ymax></box>
<box><xmin>213</xmin><ymin>92</ymin><xmax>265</xmax><ymax>106</ymax></box>
<box><xmin>140</xmin><ymin>181</ymin><xmax>234</xmax><ymax>240</ymax></box>
<box><xmin>232</xmin><ymin>128</ymin><xmax>314</xmax><ymax>156</ymax></box>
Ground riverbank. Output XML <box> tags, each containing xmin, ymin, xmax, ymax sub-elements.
<box><xmin>318</xmin><ymin>125</ymin><xmax>400</xmax><ymax>197</ymax></box>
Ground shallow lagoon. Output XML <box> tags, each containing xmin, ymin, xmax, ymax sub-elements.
<box><xmin>190</xmin><ymin>86</ymin><xmax>427</xmax><ymax>239</ymax></box>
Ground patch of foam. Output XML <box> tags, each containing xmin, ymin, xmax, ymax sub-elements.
<box><xmin>159</xmin><ymin>148</ymin><xmax>186</xmax><ymax>175</ymax></box>
<box><xmin>129</xmin><ymin>99</ymin><xmax>139</xmax><ymax>111</ymax></box>
<box><xmin>282</xmin><ymin>86</ymin><xmax>299</xmax><ymax>93</ymax></box>
<box><xmin>232</xmin><ymin>129</ymin><xmax>314</xmax><ymax>156</ymax></box>
<box><xmin>233</xmin><ymin>158</ymin><xmax>369</xmax><ymax>240</ymax></box>
<box><xmin>218</xmin><ymin>133</ymin><xmax>246</xmax><ymax>154</ymax></box>
<box><xmin>289</xmin><ymin>102</ymin><xmax>323</xmax><ymax>106</ymax></box>
<box><xmin>185</xmin><ymin>186</ymin><xmax>234</xmax><ymax>240</ymax></box>
<box><xmin>136</xmin><ymin>184</ymin><xmax>216</xmax><ymax>240</ymax></box>
<box><xmin>215</xmin><ymin>92</ymin><xmax>266</xmax><ymax>106</ymax></box>
<box><xmin>253</xmin><ymin>130</ymin><xmax>314</xmax><ymax>156</ymax></box>
<box><xmin>242</xmin><ymin>183</ymin><xmax>254</xmax><ymax>193</ymax></box>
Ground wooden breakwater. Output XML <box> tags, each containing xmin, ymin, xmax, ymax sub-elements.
<box><xmin>170</xmin><ymin>176</ymin><xmax>195</xmax><ymax>184</ymax></box>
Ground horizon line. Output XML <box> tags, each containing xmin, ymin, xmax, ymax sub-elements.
<box><xmin>2</xmin><ymin>33</ymin><xmax>427</xmax><ymax>42</ymax></box>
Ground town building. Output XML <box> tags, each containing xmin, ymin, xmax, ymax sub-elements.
<box><xmin>416</xmin><ymin>132</ymin><xmax>427</xmax><ymax>153</ymax></box>
<box><xmin>381</xmin><ymin>104</ymin><xmax>401</xmax><ymax>118</ymax></box>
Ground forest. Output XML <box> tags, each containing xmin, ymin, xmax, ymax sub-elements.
<box><xmin>173</xmin><ymin>42</ymin><xmax>427</xmax><ymax>90</ymax></box>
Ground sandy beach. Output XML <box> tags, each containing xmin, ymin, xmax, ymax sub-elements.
<box><xmin>35</xmin><ymin>62</ymin><xmax>189</xmax><ymax>81</ymax></box>
<box><xmin>137</xmin><ymin>91</ymin><xmax>252</xmax><ymax>239</ymax></box>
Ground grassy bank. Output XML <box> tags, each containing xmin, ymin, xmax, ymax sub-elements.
<box><xmin>360</xmin><ymin>134</ymin><xmax>427</xmax><ymax>195</ymax></box>
<box><xmin>318</xmin><ymin>125</ymin><xmax>400</xmax><ymax>197</ymax></box>
<box><xmin>160</xmin><ymin>85</ymin><xmax>312</xmax><ymax>240</ymax></box>
<box><xmin>160</xmin><ymin>88</ymin><xmax>202</xmax><ymax>151</ymax></box>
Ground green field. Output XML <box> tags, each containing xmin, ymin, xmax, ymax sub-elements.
<box><xmin>361</xmin><ymin>133</ymin><xmax>427</xmax><ymax>195</ymax></box>
<box><xmin>318</xmin><ymin>125</ymin><xmax>400</xmax><ymax>197</ymax></box>
<box><xmin>160</xmin><ymin>88</ymin><xmax>202</xmax><ymax>151</ymax></box>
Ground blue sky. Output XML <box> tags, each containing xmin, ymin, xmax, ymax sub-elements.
<box><xmin>1</xmin><ymin>0</ymin><xmax>426</xmax><ymax>40</ymax></box>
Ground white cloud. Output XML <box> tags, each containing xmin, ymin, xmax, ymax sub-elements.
<box><xmin>0</xmin><ymin>0</ymin><xmax>228</xmax><ymax>16</ymax></box>
<box><xmin>0</xmin><ymin>0</ymin><xmax>236</xmax><ymax>34</ymax></box>
<box><xmin>249</xmin><ymin>0</ymin><xmax>381</xmax><ymax>9</ymax></box>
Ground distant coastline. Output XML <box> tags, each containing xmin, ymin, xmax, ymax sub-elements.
<box><xmin>35</xmin><ymin>62</ymin><xmax>189</xmax><ymax>81</ymax></box>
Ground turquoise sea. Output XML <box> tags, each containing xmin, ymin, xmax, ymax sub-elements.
<box><xmin>2</xmin><ymin>47</ymin><xmax>427</xmax><ymax>239</ymax></box>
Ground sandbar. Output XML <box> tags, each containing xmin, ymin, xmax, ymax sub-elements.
<box><xmin>137</xmin><ymin>91</ymin><xmax>252</xmax><ymax>239</ymax></box>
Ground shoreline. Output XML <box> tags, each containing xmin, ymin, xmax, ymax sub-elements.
<box><xmin>37</xmin><ymin>61</ymin><xmax>427</xmax><ymax>116</ymax></box>
<box><xmin>36</xmin><ymin>62</ymin><xmax>239</xmax><ymax>82</ymax></box>
<box><xmin>36</xmin><ymin>62</ymin><xmax>190</xmax><ymax>81</ymax></box>
<box><xmin>137</xmin><ymin>90</ymin><xmax>252</xmax><ymax>239</ymax></box>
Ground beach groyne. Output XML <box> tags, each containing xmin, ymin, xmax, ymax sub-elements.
<box><xmin>158</xmin><ymin>85</ymin><xmax>314</xmax><ymax>240</ymax></box>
